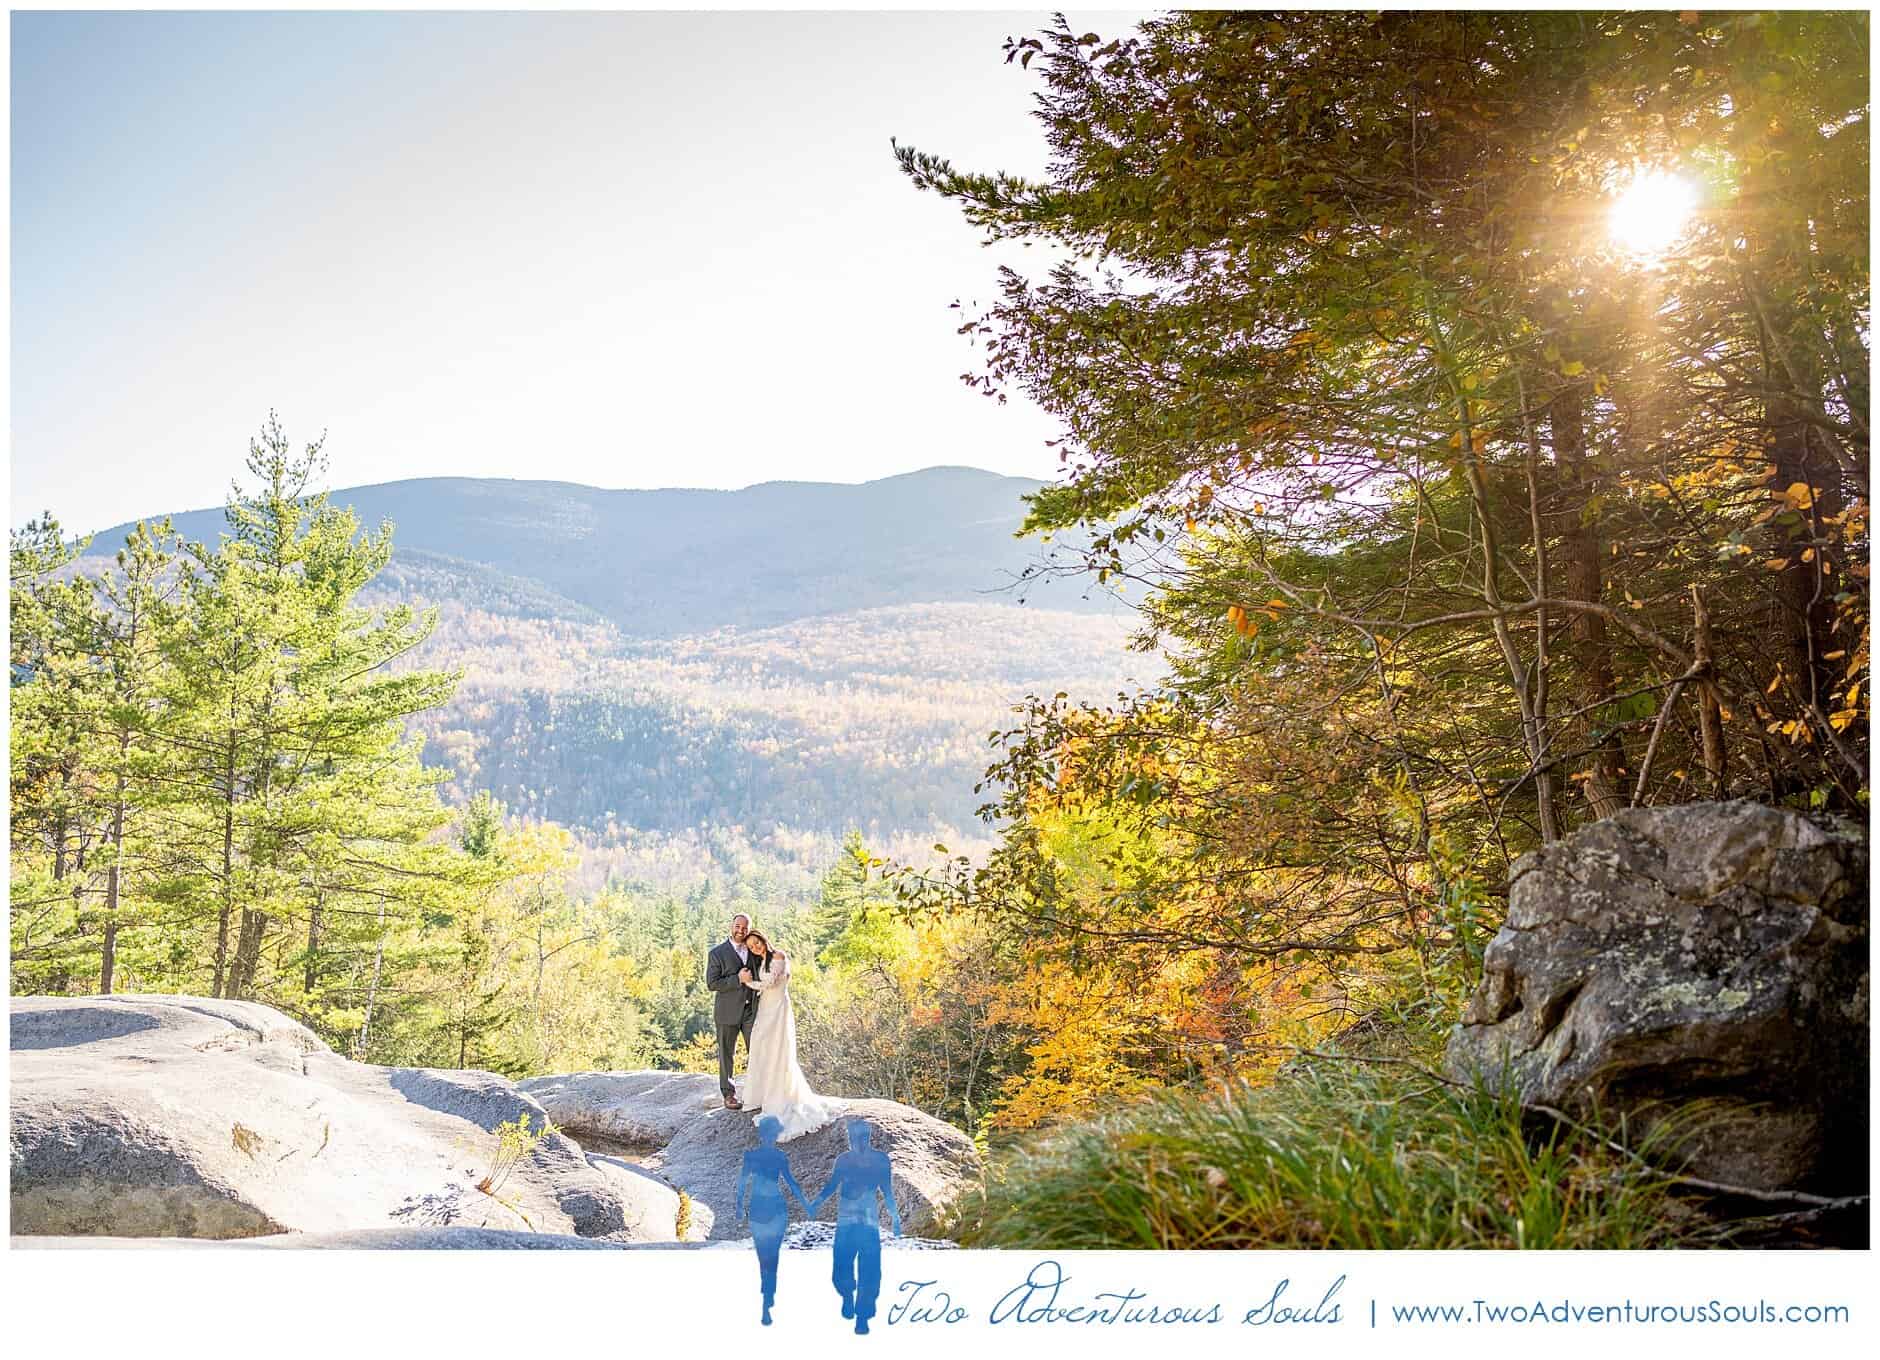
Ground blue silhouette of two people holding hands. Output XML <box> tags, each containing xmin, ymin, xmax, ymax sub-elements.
<box><xmin>737</xmin><ymin>1115</ymin><xmax>901</xmax><ymax>1333</ymax></box>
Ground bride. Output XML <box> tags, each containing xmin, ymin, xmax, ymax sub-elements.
<box><xmin>738</xmin><ymin>931</ymin><xmax>838</xmax><ymax>1141</ymax></box>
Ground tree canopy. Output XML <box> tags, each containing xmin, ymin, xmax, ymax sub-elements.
<box><xmin>890</xmin><ymin>9</ymin><xmax>1869</xmax><ymax>1101</ymax></box>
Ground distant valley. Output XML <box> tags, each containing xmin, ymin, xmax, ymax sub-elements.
<box><xmin>89</xmin><ymin>469</ymin><xmax>1154</xmax><ymax>894</ymax></box>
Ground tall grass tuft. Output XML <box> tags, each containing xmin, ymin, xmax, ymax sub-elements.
<box><xmin>946</xmin><ymin>1057</ymin><xmax>1710</xmax><ymax>1249</ymax></box>
<box><xmin>473</xmin><ymin>1113</ymin><xmax>556</xmax><ymax>1232</ymax></box>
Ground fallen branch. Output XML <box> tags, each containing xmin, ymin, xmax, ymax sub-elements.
<box><xmin>1526</xmin><ymin>1102</ymin><xmax>1869</xmax><ymax>1211</ymax></box>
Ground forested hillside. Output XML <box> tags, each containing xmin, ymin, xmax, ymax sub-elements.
<box><xmin>399</xmin><ymin>600</ymin><xmax>1144</xmax><ymax>883</ymax></box>
<box><xmin>75</xmin><ymin>469</ymin><xmax>1149</xmax><ymax>893</ymax></box>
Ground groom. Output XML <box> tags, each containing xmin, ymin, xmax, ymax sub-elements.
<box><xmin>705</xmin><ymin>912</ymin><xmax>761</xmax><ymax>1109</ymax></box>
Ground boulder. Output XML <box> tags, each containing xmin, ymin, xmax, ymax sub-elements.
<box><xmin>1446</xmin><ymin>801</ymin><xmax>1868</xmax><ymax>1195</ymax></box>
<box><xmin>10</xmin><ymin>995</ymin><xmax>686</xmax><ymax>1242</ymax></box>
<box><xmin>519</xmin><ymin>1070</ymin><xmax>721</xmax><ymax>1146</ymax></box>
<box><xmin>647</xmin><ymin>1098</ymin><xmax>981</xmax><ymax>1242</ymax></box>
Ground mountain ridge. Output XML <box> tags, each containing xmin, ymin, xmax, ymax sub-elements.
<box><xmin>81</xmin><ymin>464</ymin><xmax>1049</xmax><ymax>539</ymax></box>
<box><xmin>84</xmin><ymin>465</ymin><xmax>1111</xmax><ymax>638</ymax></box>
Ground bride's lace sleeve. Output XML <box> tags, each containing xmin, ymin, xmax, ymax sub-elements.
<box><xmin>745</xmin><ymin>956</ymin><xmax>785</xmax><ymax>991</ymax></box>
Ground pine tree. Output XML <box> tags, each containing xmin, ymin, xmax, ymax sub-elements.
<box><xmin>152</xmin><ymin>416</ymin><xmax>463</xmax><ymax>1023</ymax></box>
<box><xmin>82</xmin><ymin>520</ymin><xmax>183</xmax><ymax>993</ymax></box>
<box><xmin>9</xmin><ymin>515</ymin><xmax>103</xmax><ymax>991</ymax></box>
<box><xmin>810</xmin><ymin>830</ymin><xmax>871</xmax><ymax>960</ymax></box>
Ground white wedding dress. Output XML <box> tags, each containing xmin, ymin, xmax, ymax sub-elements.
<box><xmin>741</xmin><ymin>952</ymin><xmax>838</xmax><ymax>1141</ymax></box>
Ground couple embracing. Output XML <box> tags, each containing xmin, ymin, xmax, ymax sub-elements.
<box><xmin>705</xmin><ymin>912</ymin><xmax>836</xmax><ymax>1139</ymax></box>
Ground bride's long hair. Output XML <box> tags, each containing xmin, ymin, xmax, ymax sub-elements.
<box><xmin>745</xmin><ymin>929</ymin><xmax>779</xmax><ymax>974</ymax></box>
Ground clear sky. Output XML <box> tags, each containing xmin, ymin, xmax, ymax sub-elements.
<box><xmin>11</xmin><ymin>9</ymin><xmax>1128</xmax><ymax>535</ymax></box>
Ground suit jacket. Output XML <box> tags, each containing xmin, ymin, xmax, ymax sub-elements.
<box><xmin>706</xmin><ymin>939</ymin><xmax>761</xmax><ymax>1027</ymax></box>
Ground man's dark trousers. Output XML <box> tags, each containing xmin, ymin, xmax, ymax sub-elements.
<box><xmin>717</xmin><ymin>1013</ymin><xmax>753</xmax><ymax>1100</ymax></box>
<box><xmin>832</xmin><ymin>1221</ymin><xmax>882</xmax><ymax>1321</ymax></box>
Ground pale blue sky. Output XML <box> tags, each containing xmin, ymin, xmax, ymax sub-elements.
<box><xmin>11</xmin><ymin>9</ymin><xmax>1136</xmax><ymax>535</ymax></box>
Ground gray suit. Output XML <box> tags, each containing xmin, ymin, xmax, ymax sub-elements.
<box><xmin>706</xmin><ymin>938</ymin><xmax>760</xmax><ymax>1099</ymax></box>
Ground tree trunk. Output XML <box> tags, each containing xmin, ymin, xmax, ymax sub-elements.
<box><xmin>304</xmin><ymin>888</ymin><xmax>323</xmax><ymax>994</ymax></box>
<box><xmin>1766</xmin><ymin>383</ymin><xmax>1843</xmax><ymax>722</ymax></box>
<box><xmin>1691</xmin><ymin>586</ymin><xmax>1728</xmax><ymax>798</ymax></box>
<box><xmin>357</xmin><ymin>897</ymin><xmax>389</xmax><ymax>1060</ymax></box>
<box><xmin>1547</xmin><ymin>383</ymin><xmax>1626</xmax><ymax>820</ymax></box>
<box><xmin>213</xmin><ymin>740</ymin><xmax>235</xmax><ymax>999</ymax></box>
<box><xmin>100</xmin><ymin>747</ymin><xmax>129</xmax><ymax>995</ymax></box>
<box><xmin>230</xmin><ymin>908</ymin><xmax>268</xmax><ymax>998</ymax></box>
<box><xmin>51</xmin><ymin>803</ymin><xmax>68</xmax><ymax>883</ymax></box>
<box><xmin>1732</xmin><ymin>49</ymin><xmax>1851</xmax><ymax>766</ymax></box>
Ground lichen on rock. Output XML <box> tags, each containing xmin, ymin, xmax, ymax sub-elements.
<box><xmin>1446</xmin><ymin>800</ymin><xmax>1868</xmax><ymax>1197</ymax></box>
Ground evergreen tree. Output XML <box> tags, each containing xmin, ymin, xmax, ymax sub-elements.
<box><xmin>82</xmin><ymin>520</ymin><xmax>183</xmax><ymax>992</ymax></box>
<box><xmin>9</xmin><ymin>515</ymin><xmax>102</xmax><ymax>991</ymax></box>
<box><xmin>141</xmin><ymin>416</ymin><xmax>463</xmax><ymax>1031</ymax></box>
<box><xmin>810</xmin><ymin>830</ymin><xmax>872</xmax><ymax>959</ymax></box>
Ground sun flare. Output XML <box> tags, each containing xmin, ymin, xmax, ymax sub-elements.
<box><xmin>1608</xmin><ymin>170</ymin><xmax>1699</xmax><ymax>257</ymax></box>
